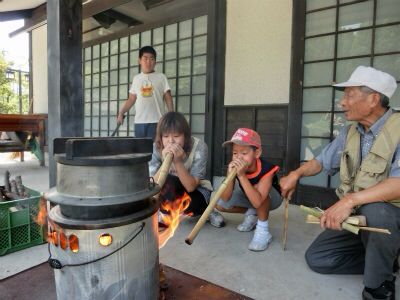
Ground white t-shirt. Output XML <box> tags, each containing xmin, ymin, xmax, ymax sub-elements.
<box><xmin>129</xmin><ymin>72</ymin><xmax>171</xmax><ymax>124</ymax></box>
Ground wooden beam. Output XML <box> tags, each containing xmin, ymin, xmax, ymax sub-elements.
<box><xmin>8</xmin><ymin>0</ymin><xmax>133</xmax><ymax>38</ymax></box>
<box><xmin>82</xmin><ymin>0</ymin><xmax>133</xmax><ymax>19</ymax></box>
<box><xmin>9</xmin><ymin>4</ymin><xmax>47</xmax><ymax>38</ymax></box>
<box><xmin>0</xmin><ymin>9</ymin><xmax>33</xmax><ymax>22</ymax></box>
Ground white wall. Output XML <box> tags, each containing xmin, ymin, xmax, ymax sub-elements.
<box><xmin>224</xmin><ymin>0</ymin><xmax>292</xmax><ymax>105</ymax></box>
<box><xmin>32</xmin><ymin>25</ymin><xmax>48</xmax><ymax>113</ymax></box>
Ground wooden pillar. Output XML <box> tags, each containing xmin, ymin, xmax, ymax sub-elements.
<box><xmin>47</xmin><ymin>0</ymin><xmax>83</xmax><ymax>187</ymax></box>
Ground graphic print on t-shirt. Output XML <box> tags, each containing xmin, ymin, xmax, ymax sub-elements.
<box><xmin>141</xmin><ymin>79</ymin><xmax>154</xmax><ymax>97</ymax></box>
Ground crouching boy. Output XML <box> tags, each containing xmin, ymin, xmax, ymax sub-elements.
<box><xmin>210</xmin><ymin>128</ymin><xmax>281</xmax><ymax>251</ymax></box>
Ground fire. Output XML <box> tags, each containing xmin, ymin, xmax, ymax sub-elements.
<box><xmin>158</xmin><ymin>192</ymin><xmax>191</xmax><ymax>249</ymax></box>
<box><xmin>35</xmin><ymin>197</ymin><xmax>48</xmax><ymax>226</ymax></box>
<box><xmin>35</xmin><ymin>197</ymin><xmax>63</xmax><ymax>245</ymax></box>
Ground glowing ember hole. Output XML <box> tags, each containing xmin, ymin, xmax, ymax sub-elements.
<box><xmin>69</xmin><ymin>234</ymin><xmax>79</xmax><ymax>253</ymax></box>
<box><xmin>48</xmin><ymin>228</ymin><xmax>59</xmax><ymax>247</ymax></box>
<box><xmin>99</xmin><ymin>234</ymin><xmax>113</xmax><ymax>246</ymax></box>
<box><xmin>60</xmin><ymin>232</ymin><xmax>68</xmax><ymax>250</ymax></box>
<box><xmin>158</xmin><ymin>192</ymin><xmax>191</xmax><ymax>249</ymax></box>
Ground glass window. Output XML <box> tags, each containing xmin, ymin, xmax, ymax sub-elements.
<box><xmin>192</xmin><ymin>75</ymin><xmax>206</xmax><ymax>94</ymax></box>
<box><xmin>83</xmin><ymin>17</ymin><xmax>208</xmax><ymax>140</ymax></box>
<box><xmin>153</xmin><ymin>45</ymin><xmax>164</xmax><ymax>62</ymax></box>
<box><xmin>166</xmin><ymin>23</ymin><xmax>177</xmax><ymax>42</ymax></box>
<box><xmin>92</xmin><ymin>45</ymin><xmax>100</xmax><ymax>59</ymax></box>
<box><xmin>191</xmin><ymin>115</ymin><xmax>205</xmax><ymax>133</ymax></box>
<box><xmin>306</xmin><ymin>9</ymin><xmax>336</xmax><ymax>36</ymax></box>
<box><xmin>300</xmin><ymin>138</ymin><xmax>330</xmax><ymax>161</ymax></box>
<box><xmin>179</xmin><ymin>39</ymin><xmax>191</xmax><ymax>58</ymax></box>
<box><xmin>92</xmin><ymin>59</ymin><xmax>100</xmax><ymax>73</ymax></box>
<box><xmin>302</xmin><ymin>88</ymin><xmax>332</xmax><ymax>112</ymax></box>
<box><xmin>192</xmin><ymin>95</ymin><xmax>206</xmax><ymax>113</ymax></box>
<box><xmin>165</xmin><ymin>60</ymin><xmax>177</xmax><ymax>77</ymax></box>
<box><xmin>193</xmin><ymin>36</ymin><xmax>207</xmax><ymax>55</ymax></box>
<box><xmin>194</xmin><ymin>16</ymin><xmax>207</xmax><ymax>36</ymax></box>
<box><xmin>376</xmin><ymin>0</ymin><xmax>400</xmax><ymax>25</ymax></box>
<box><xmin>101</xmin><ymin>57</ymin><xmax>109</xmax><ymax>71</ymax></box>
<box><xmin>101</xmin><ymin>42</ymin><xmax>109</xmax><ymax>57</ymax></box>
<box><xmin>101</xmin><ymin>72</ymin><xmax>109</xmax><ymax>86</ymax></box>
<box><xmin>179</xmin><ymin>20</ymin><xmax>192</xmax><ymax>39</ymax></box>
<box><xmin>84</xmin><ymin>47</ymin><xmax>91</xmax><ymax>60</ymax></box>
<box><xmin>153</xmin><ymin>27</ymin><xmax>164</xmax><ymax>44</ymax></box>
<box><xmin>110</xmin><ymin>70</ymin><xmax>118</xmax><ymax>85</ymax></box>
<box><xmin>374</xmin><ymin>54</ymin><xmax>400</xmax><ymax>81</ymax></box>
<box><xmin>130</xmin><ymin>34</ymin><xmax>140</xmax><ymax>50</ymax></box>
<box><xmin>304</xmin><ymin>35</ymin><xmax>335</xmax><ymax>61</ymax></box>
<box><xmin>178</xmin><ymin>58</ymin><xmax>191</xmax><ymax>77</ymax></box>
<box><xmin>120</xmin><ymin>37</ymin><xmax>129</xmax><ymax>52</ymax></box>
<box><xmin>374</xmin><ymin>25</ymin><xmax>400</xmax><ymax>54</ymax></box>
<box><xmin>141</xmin><ymin>30</ymin><xmax>151</xmax><ymax>46</ymax></box>
<box><xmin>110</xmin><ymin>55</ymin><xmax>118</xmax><ymax>70</ymax></box>
<box><xmin>306</xmin><ymin>0</ymin><xmax>336</xmax><ymax>11</ymax></box>
<box><xmin>338</xmin><ymin>1</ymin><xmax>373</xmax><ymax>31</ymax></box>
<box><xmin>301</xmin><ymin>113</ymin><xmax>332</xmax><ymax>137</ymax></box>
<box><xmin>178</xmin><ymin>77</ymin><xmax>190</xmax><ymax>95</ymax></box>
<box><xmin>110</xmin><ymin>40</ymin><xmax>119</xmax><ymax>55</ymax></box>
<box><xmin>119</xmin><ymin>53</ymin><xmax>128</xmax><ymax>68</ymax></box>
<box><xmin>177</xmin><ymin>96</ymin><xmax>190</xmax><ymax>113</ymax></box>
<box><xmin>337</xmin><ymin>29</ymin><xmax>372</xmax><ymax>58</ymax></box>
<box><xmin>165</xmin><ymin>42</ymin><xmax>177</xmax><ymax>60</ymax></box>
<box><xmin>85</xmin><ymin>61</ymin><xmax>91</xmax><ymax>74</ymax></box>
<box><xmin>193</xmin><ymin>55</ymin><xmax>207</xmax><ymax>75</ymax></box>
<box><xmin>303</xmin><ymin>61</ymin><xmax>334</xmax><ymax>87</ymax></box>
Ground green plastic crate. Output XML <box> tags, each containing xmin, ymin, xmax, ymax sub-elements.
<box><xmin>0</xmin><ymin>187</ymin><xmax>45</xmax><ymax>256</ymax></box>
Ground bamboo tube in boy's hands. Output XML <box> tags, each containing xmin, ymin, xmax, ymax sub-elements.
<box><xmin>185</xmin><ymin>170</ymin><xmax>237</xmax><ymax>245</ymax></box>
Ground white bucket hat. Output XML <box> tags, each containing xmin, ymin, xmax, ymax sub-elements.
<box><xmin>333</xmin><ymin>66</ymin><xmax>397</xmax><ymax>98</ymax></box>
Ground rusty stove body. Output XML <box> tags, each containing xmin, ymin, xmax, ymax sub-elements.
<box><xmin>46</xmin><ymin>137</ymin><xmax>160</xmax><ymax>300</ymax></box>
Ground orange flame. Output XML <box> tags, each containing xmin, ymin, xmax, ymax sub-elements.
<box><xmin>158</xmin><ymin>192</ymin><xmax>191</xmax><ymax>249</ymax></box>
<box><xmin>35</xmin><ymin>197</ymin><xmax>47</xmax><ymax>226</ymax></box>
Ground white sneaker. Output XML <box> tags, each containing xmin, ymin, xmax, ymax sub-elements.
<box><xmin>237</xmin><ymin>214</ymin><xmax>258</xmax><ymax>232</ymax></box>
<box><xmin>208</xmin><ymin>210</ymin><xmax>225</xmax><ymax>228</ymax></box>
<box><xmin>248</xmin><ymin>228</ymin><xmax>272</xmax><ymax>252</ymax></box>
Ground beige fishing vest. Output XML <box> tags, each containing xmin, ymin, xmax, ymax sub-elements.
<box><xmin>169</xmin><ymin>137</ymin><xmax>213</xmax><ymax>191</ymax></box>
<box><xmin>336</xmin><ymin>113</ymin><xmax>400</xmax><ymax>208</ymax></box>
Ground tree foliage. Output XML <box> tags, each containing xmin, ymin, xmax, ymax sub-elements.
<box><xmin>0</xmin><ymin>51</ymin><xmax>29</xmax><ymax>114</ymax></box>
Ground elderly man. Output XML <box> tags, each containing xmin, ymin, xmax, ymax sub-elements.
<box><xmin>280</xmin><ymin>66</ymin><xmax>399</xmax><ymax>300</ymax></box>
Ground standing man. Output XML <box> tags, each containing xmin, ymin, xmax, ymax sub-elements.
<box><xmin>117</xmin><ymin>46</ymin><xmax>173</xmax><ymax>140</ymax></box>
<box><xmin>280</xmin><ymin>66</ymin><xmax>399</xmax><ymax>300</ymax></box>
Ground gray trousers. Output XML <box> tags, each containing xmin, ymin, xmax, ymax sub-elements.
<box><xmin>305</xmin><ymin>202</ymin><xmax>400</xmax><ymax>289</ymax></box>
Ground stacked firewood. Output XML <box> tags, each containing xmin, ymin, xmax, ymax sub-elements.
<box><xmin>1</xmin><ymin>170</ymin><xmax>30</xmax><ymax>201</ymax></box>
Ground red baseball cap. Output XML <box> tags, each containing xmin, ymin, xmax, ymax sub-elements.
<box><xmin>222</xmin><ymin>128</ymin><xmax>261</xmax><ymax>149</ymax></box>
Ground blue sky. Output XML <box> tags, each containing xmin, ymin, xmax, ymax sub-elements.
<box><xmin>0</xmin><ymin>20</ymin><xmax>29</xmax><ymax>71</ymax></box>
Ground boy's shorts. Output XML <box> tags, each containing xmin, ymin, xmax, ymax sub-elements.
<box><xmin>214</xmin><ymin>177</ymin><xmax>282</xmax><ymax>211</ymax></box>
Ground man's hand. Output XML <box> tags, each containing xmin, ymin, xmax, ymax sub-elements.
<box><xmin>320</xmin><ymin>196</ymin><xmax>355</xmax><ymax>230</ymax></box>
<box><xmin>280</xmin><ymin>171</ymin><xmax>300</xmax><ymax>200</ymax></box>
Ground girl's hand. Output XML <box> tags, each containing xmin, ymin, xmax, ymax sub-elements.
<box><xmin>162</xmin><ymin>143</ymin><xmax>185</xmax><ymax>162</ymax></box>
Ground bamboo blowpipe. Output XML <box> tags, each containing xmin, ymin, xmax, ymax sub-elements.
<box><xmin>185</xmin><ymin>170</ymin><xmax>237</xmax><ymax>245</ymax></box>
<box><xmin>282</xmin><ymin>197</ymin><xmax>289</xmax><ymax>251</ymax></box>
<box><xmin>156</xmin><ymin>153</ymin><xmax>174</xmax><ymax>187</ymax></box>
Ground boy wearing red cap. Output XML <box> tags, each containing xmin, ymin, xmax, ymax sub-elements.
<box><xmin>210</xmin><ymin>128</ymin><xmax>281</xmax><ymax>251</ymax></box>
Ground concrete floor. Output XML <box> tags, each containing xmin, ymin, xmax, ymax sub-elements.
<box><xmin>0</xmin><ymin>153</ymin><xmax>398</xmax><ymax>300</ymax></box>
